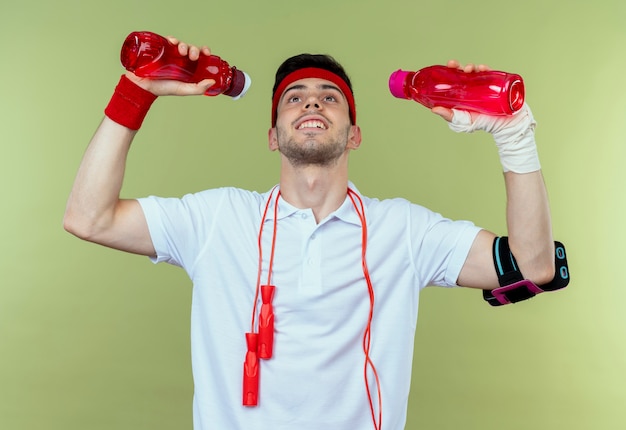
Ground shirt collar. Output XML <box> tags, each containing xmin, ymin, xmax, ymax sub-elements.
<box><xmin>260</xmin><ymin>182</ymin><xmax>365</xmax><ymax>226</ymax></box>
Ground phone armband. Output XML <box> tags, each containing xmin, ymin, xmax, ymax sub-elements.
<box><xmin>483</xmin><ymin>237</ymin><xmax>570</xmax><ymax>306</ymax></box>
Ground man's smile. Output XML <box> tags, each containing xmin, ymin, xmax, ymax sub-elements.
<box><xmin>294</xmin><ymin>115</ymin><xmax>330</xmax><ymax>131</ymax></box>
<box><xmin>297</xmin><ymin>120</ymin><xmax>327</xmax><ymax>130</ymax></box>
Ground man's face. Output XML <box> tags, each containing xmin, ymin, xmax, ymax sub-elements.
<box><xmin>269</xmin><ymin>78</ymin><xmax>360</xmax><ymax>167</ymax></box>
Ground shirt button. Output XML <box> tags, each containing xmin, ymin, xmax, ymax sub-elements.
<box><xmin>310</xmin><ymin>233</ymin><xmax>317</xmax><ymax>240</ymax></box>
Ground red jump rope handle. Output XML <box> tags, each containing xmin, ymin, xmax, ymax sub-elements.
<box><xmin>258</xmin><ymin>285</ymin><xmax>275</xmax><ymax>359</ymax></box>
<box><xmin>243</xmin><ymin>333</ymin><xmax>259</xmax><ymax>406</ymax></box>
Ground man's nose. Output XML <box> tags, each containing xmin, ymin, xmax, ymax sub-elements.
<box><xmin>304</xmin><ymin>97</ymin><xmax>320</xmax><ymax>110</ymax></box>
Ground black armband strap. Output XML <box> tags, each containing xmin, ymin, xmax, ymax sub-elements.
<box><xmin>483</xmin><ymin>237</ymin><xmax>570</xmax><ymax>306</ymax></box>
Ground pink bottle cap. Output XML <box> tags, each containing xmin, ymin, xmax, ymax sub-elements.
<box><xmin>388</xmin><ymin>69</ymin><xmax>410</xmax><ymax>99</ymax></box>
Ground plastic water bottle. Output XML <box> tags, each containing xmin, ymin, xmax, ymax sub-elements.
<box><xmin>389</xmin><ymin>65</ymin><xmax>524</xmax><ymax>115</ymax></box>
<box><xmin>120</xmin><ymin>31</ymin><xmax>251</xmax><ymax>99</ymax></box>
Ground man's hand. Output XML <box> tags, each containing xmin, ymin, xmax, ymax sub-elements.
<box><xmin>125</xmin><ymin>36</ymin><xmax>216</xmax><ymax>96</ymax></box>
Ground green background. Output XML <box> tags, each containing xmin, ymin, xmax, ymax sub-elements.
<box><xmin>2</xmin><ymin>0</ymin><xmax>624</xmax><ymax>428</ymax></box>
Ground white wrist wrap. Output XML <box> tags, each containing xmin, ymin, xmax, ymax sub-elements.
<box><xmin>447</xmin><ymin>103</ymin><xmax>541</xmax><ymax>173</ymax></box>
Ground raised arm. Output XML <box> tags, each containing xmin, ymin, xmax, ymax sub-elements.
<box><xmin>455</xmin><ymin>170</ymin><xmax>554</xmax><ymax>290</ymax></box>
<box><xmin>433</xmin><ymin>61</ymin><xmax>555</xmax><ymax>290</ymax></box>
<box><xmin>63</xmin><ymin>38</ymin><xmax>215</xmax><ymax>255</ymax></box>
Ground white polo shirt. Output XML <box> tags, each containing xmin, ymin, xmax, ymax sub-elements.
<box><xmin>138</xmin><ymin>184</ymin><xmax>480</xmax><ymax>430</ymax></box>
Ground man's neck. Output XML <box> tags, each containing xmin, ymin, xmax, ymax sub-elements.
<box><xmin>278</xmin><ymin>159</ymin><xmax>350</xmax><ymax>223</ymax></box>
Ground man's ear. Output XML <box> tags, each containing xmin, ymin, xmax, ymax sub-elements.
<box><xmin>268</xmin><ymin>127</ymin><xmax>279</xmax><ymax>151</ymax></box>
<box><xmin>347</xmin><ymin>125</ymin><xmax>362</xmax><ymax>150</ymax></box>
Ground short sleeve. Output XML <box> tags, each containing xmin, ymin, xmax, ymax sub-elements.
<box><xmin>409</xmin><ymin>205</ymin><xmax>482</xmax><ymax>288</ymax></box>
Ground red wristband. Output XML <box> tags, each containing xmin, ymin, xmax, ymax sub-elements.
<box><xmin>104</xmin><ymin>75</ymin><xmax>157</xmax><ymax>130</ymax></box>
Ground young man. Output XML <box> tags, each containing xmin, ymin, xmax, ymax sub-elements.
<box><xmin>64</xmin><ymin>37</ymin><xmax>555</xmax><ymax>430</ymax></box>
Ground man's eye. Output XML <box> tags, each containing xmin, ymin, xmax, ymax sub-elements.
<box><xmin>324</xmin><ymin>95</ymin><xmax>337</xmax><ymax>102</ymax></box>
<box><xmin>288</xmin><ymin>96</ymin><xmax>301</xmax><ymax>103</ymax></box>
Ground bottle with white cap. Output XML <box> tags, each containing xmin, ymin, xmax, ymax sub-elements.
<box><xmin>120</xmin><ymin>31</ymin><xmax>251</xmax><ymax>99</ymax></box>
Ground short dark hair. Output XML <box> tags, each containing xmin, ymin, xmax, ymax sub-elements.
<box><xmin>272</xmin><ymin>53</ymin><xmax>353</xmax><ymax>100</ymax></box>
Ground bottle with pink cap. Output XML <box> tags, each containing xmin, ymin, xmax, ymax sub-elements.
<box><xmin>388</xmin><ymin>65</ymin><xmax>524</xmax><ymax>115</ymax></box>
<box><xmin>120</xmin><ymin>31</ymin><xmax>251</xmax><ymax>99</ymax></box>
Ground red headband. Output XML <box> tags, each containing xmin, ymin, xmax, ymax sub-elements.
<box><xmin>271</xmin><ymin>67</ymin><xmax>356</xmax><ymax>127</ymax></box>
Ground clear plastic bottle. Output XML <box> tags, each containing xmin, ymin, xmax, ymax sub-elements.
<box><xmin>120</xmin><ymin>31</ymin><xmax>251</xmax><ymax>99</ymax></box>
<box><xmin>389</xmin><ymin>65</ymin><xmax>524</xmax><ymax>115</ymax></box>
